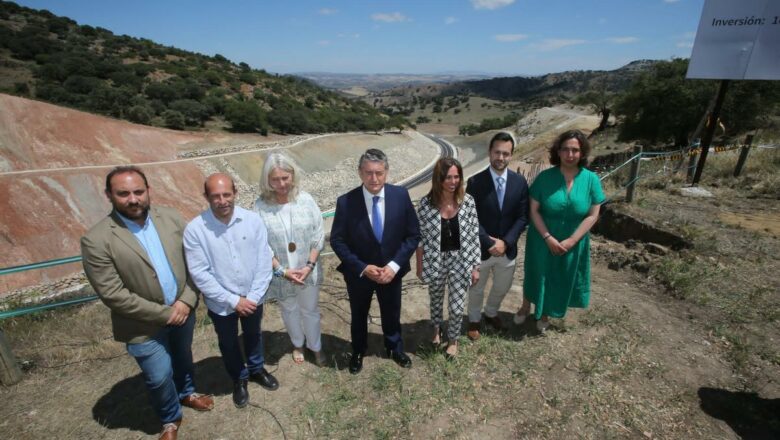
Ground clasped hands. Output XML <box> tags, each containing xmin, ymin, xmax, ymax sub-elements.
<box><xmin>234</xmin><ymin>296</ymin><xmax>258</xmax><ymax>317</ymax></box>
<box><xmin>546</xmin><ymin>235</ymin><xmax>576</xmax><ymax>256</ymax></box>
<box><xmin>488</xmin><ymin>236</ymin><xmax>506</xmax><ymax>257</ymax></box>
<box><xmin>364</xmin><ymin>264</ymin><xmax>396</xmax><ymax>284</ymax></box>
<box><xmin>283</xmin><ymin>266</ymin><xmax>313</xmax><ymax>285</ymax></box>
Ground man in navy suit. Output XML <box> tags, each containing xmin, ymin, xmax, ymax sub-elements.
<box><xmin>331</xmin><ymin>148</ymin><xmax>421</xmax><ymax>374</ymax></box>
<box><xmin>465</xmin><ymin>132</ymin><xmax>529</xmax><ymax>340</ymax></box>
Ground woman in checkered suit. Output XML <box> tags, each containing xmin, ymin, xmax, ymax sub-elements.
<box><xmin>415</xmin><ymin>158</ymin><xmax>481</xmax><ymax>358</ymax></box>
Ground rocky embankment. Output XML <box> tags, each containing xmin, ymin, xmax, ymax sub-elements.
<box><xmin>177</xmin><ymin>135</ymin><xmax>318</xmax><ymax>158</ymax></box>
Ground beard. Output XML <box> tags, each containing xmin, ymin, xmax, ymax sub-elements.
<box><xmin>491</xmin><ymin>160</ymin><xmax>507</xmax><ymax>171</ymax></box>
<box><xmin>115</xmin><ymin>201</ymin><xmax>150</xmax><ymax>221</ymax></box>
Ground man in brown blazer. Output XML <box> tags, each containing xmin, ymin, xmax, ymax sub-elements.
<box><xmin>81</xmin><ymin>166</ymin><xmax>213</xmax><ymax>440</ymax></box>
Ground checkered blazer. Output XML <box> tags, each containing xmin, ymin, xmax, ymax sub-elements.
<box><xmin>416</xmin><ymin>193</ymin><xmax>481</xmax><ymax>284</ymax></box>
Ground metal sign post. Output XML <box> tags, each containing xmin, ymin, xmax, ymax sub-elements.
<box><xmin>692</xmin><ymin>80</ymin><xmax>730</xmax><ymax>186</ymax></box>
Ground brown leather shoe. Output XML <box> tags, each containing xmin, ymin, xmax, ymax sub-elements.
<box><xmin>484</xmin><ymin>314</ymin><xmax>504</xmax><ymax>330</ymax></box>
<box><xmin>467</xmin><ymin>322</ymin><xmax>481</xmax><ymax>341</ymax></box>
<box><xmin>180</xmin><ymin>393</ymin><xmax>214</xmax><ymax>411</ymax></box>
<box><xmin>159</xmin><ymin>420</ymin><xmax>181</xmax><ymax>440</ymax></box>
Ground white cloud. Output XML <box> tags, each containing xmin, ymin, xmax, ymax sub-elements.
<box><xmin>317</xmin><ymin>40</ymin><xmax>331</xmax><ymax>46</ymax></box>
<box><xmin>663</xmin><ymin>0</ymin><xmax>681</xmax><ymax>3</ymax></box>
<box><xmin>445</xmin><ymin>16</ymin><xmax>458</xmax><ymax>25</ymax></box>
<box><xmin>471</xmin><ymin>0</ymin><xmax>515</xmax><ymax>10</ymax></box>
<box><xmin>606</xmin><ymin>37</ymin><xmax>638</xmax><ymax>44</ymax></box>
<box><xmin>676</xmin><ymin>32</ymin><xmax>696</xmax><ymax>49</ymax></box>
<box><xmin>337</xmin><ymin>33</ymin><xmax>360</xmax><ymax>39</ymax></box>
<box><xmin>319</xmin><ymin>8</ymin><xmax>337</xmax><ymax>15</ymax></box>
<box><xmin>494</xmin><ymin>33</ymin><xmax>528</xmax><ymax>42</ymax></box>
<box><xmin>529</xmin><ymin>39</ymin><xmax>587</xmax><ymax>51</ymax></box>
<box><xmin>371</xmin><ymin>12</ymin><xmax>410</xmax><ymax>23</ymax></box>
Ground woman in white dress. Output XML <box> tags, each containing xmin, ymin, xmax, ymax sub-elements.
<box><xmin>255</xmin><ymin>153</ymin><xmax>325</xmax><ymax>366</ymax></box>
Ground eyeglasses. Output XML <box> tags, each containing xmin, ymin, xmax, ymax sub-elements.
<box><xmin>560</xmin><ymin>147</ymin><xmax>581</xmax><ymax>154</ymax></box>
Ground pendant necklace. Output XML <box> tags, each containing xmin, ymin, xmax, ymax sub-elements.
<box><xmin>277</xmin><ymin>203</ymin><xmax>296</xmax><ymax>253</ymax></box>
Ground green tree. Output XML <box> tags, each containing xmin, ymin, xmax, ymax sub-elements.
<box><xmin>145</xmin><ymin>82</ymin><xmax>180</xmax><ymax>103</ymax></box>
<box><xmin>574</xmin><ymin>89</ymin><xmax>615</xmax><ymax>134</ymax></box>
<box><xmin>161</xmin><ymin>109</ymin><xmax>186</xmax><ymax>130</ymax></box>
<box><xmin>126</xmin><ymin>104</ymin><xmax>154</xmax><ymax>124</ymax></box>
<box><xmin>88</xmin><ymin>85</ymin><xmax>134</xmax><ymax>117</ymax></box>
<box><xmin>615</xmin><ymin>59</ymin><xmax>713</xmax><ymax>146</ymax></box>
<box><xmin>225</xmin><ymin>100</ymin><xmax>267</xmax><ymax>132</ymax></box>
<box><xmin>169</xmin><ymin>99</ymin><xmax>209</xmax><ymax>126</ymax></box>
<box><xmin>388</xmin><ymin>115</ymin><xmax>407</xmax><ymax>133</ymax></box>
<box><xmin>63</xmin><ymin>75</ymin><xmax>101</xmax><ymax>94</ymax></box>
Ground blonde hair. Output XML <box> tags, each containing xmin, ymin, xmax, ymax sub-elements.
<box><xmin>259</xmin><ymin>153</ymin><xmax>302</xmax><ymax>203</ymax></box>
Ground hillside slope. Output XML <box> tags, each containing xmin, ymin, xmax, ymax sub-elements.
<box><xmin>0</xmin><ymin>1</ymin><xmax>387</xmax><ymax>134</ymax></box>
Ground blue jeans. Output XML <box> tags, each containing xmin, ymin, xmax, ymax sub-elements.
<box><xmin>208</xmin><ymin>304</ymin><xmax>265</xmax><ymax>382</ymax></box>
<box><xmin>125</xmin><ymin>313</ymin><xmax>196</xmax><ymax>424</ymax></box>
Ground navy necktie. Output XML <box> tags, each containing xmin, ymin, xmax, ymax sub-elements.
<box><xmin>372</xmin><ymin>195</ymin><xmax>383</xmax><ymax>242</ymax></box>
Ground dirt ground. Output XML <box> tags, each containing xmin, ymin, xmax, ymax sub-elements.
<box><xmin>2</xmin><ymin>214</ymin><xmax>777</xmax><ymax>439</ymax></box>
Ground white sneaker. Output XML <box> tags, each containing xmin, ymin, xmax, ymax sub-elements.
<box><xmin>536</xmin><ymin>319</ymin><xmax>550</xmax><ymax>333</ymax></box>
<box><xmin>513</xmin><ymin>311</ymin><xmax>528</xmax><ymax>325</ymax></box>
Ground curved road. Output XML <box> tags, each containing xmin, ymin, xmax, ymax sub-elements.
<box><xmin>400</xmin><ymin>133</ymin><xmax>456</xmax><ymax>189</ymax></box>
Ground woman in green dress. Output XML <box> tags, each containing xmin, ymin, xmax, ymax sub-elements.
<box><xmin>514</xmin><ymin>130</ymin><xmax>605</xmax><ymax>332</ymax></box>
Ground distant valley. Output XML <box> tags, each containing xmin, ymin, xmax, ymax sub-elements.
<box><xmin>297</xmin><ymin>72</ymin><xmax>494</xmax><ymax>96</ymax></box>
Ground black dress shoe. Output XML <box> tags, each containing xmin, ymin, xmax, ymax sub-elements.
<box><xmin>349</xmin><ymin>352</ymin><xmax>364</xmax><ymax>374</ymax></box>
<box><xmin>250</xmin><ymin>368</ymin><xmax>279</xmax><ymax>391</ymax></box>
<box><xmin>386</xmin><ymin>349</ymin><xmax>412</xmax><ymax>368</ymax></box>
<box><xmin>233</xmin><ymin>379</ymin><xmax>249</xmax><ymax>408</ymax></box>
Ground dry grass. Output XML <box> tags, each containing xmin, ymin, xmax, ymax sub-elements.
<box><xmin>610</xmin><ymin>147</ymin><xmax>780</xmax><ymax>394</ymax></box>
<box><xmin>2</xmin><ymin>250</ymin><xmax>774</xmax><ymax>438</ymax></box>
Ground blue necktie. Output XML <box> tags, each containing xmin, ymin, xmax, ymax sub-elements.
<box><xmin>496</xmin><ymin>176</ymin><xmax>505</xmax><ymax>210</ymax></box>
<box><xmin>372</xmin><ymin>195</ymin><xmax>383</xmax><ymax>242</ymax></box>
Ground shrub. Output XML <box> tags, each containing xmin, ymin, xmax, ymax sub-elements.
<box><xmin>126</xmin><ymin>104</ymin><xmax>154</xmax><ymax>124</ymax></box>
<box><xmin>161</xmin><ymin>109</ymin><xmax>185</xmax><ymax>130</ymax></box>
<box><xmin>224</xmin><ymin>100</ymin><xmax>266</xmax><ymax>132</ymax></box>
<box><xmin>169</xmin><ymin>99</ymin><xmax>208</xmax><ymax>126</ymax></box>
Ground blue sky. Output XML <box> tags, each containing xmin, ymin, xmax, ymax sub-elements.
<box><xmin>15</xmin><ymin>0</ymin><xmax>705</xmax><ymax>75</ymax></box>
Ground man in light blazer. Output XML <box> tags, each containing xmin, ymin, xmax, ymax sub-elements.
<box><xmin>465</xmin><ymin>132</ymin><xmax>529</xmax><ymax>340</ymax></box>
<box><xmin>330</xmin><ymin>148</ymin><xmax>420</xmax><ymax>374</ymax></box>
<box><xmin>81</xmin><ymin>166</ymin><xmax>213</xmax><ymax>440</ymax></box>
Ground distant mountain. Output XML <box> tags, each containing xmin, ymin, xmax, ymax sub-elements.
<box><xmin>0</xmin><ymin>1</ymin><xmax>388</xmax><ymax>134</ymax></box>
<box><xmin>441</xmin><ymin>60</ymin><xmax>659</xmax><ymax>101</ymax></box>
<box><xmin>364</xmin><ymin>60</ymin><xmax>660</xmax><ymax>108</ymax></box>
<box><xmin>298</xmin><ymin>72</ymin><xmax>493</xmax><ymax>94</ymax></box>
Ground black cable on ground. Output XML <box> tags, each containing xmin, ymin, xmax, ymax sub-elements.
<box><xmin>247</xmin><ymin>401</ymin><xmax>288</xmax><ymax>440</ymax></box>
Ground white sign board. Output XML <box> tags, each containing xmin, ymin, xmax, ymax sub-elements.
<box><xmin>687</xmin><ymin>0</ymin><xmax>780</xmax><ymax>80</ymax></box>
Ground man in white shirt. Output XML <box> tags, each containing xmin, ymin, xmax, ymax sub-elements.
<box><xmin>183</xmin><ymin>173</ymin><xmax>277</xmax><ymax>408</ymax></box>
